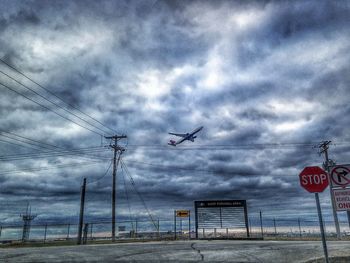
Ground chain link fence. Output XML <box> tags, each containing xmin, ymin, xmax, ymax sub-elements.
<box><xmin>1</xmin><ymin>215</ymin><xmax>349</xmax><ymax>244</ymax></box>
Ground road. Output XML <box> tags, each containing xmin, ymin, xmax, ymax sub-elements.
<box><xmin>1</xmin><ymin>240</ymin><xmax>350</xmax><ymax>262</ymax></box>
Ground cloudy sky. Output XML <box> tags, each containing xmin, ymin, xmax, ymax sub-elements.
<box><xmin>0</xmin><ymin>0</ymin><xmax>350</xmax><ymax>230</ymax></box>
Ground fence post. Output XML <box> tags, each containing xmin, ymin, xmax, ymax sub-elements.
<box><xmin>259</xmin><ymin>211</ymin><xmax>264</xmax><ymax>238</ymax></box>
<box><xmin>273</xmin><ymin>218</ymin><xmax>277</xmax><ymax>236</ymax></box>
<box><xmin>174</xmin><ymin>211</ymin><xmax>177</xmax><ymax>240</ymax></box>
<box><xmin>157</xmin><ymin>219</ymin><xmax>160</xmax><ymax>238</ymax></box>
<box><xmin>298</xmin><ymin>218</ymin><xmax>302</xmax><ymax>238</ymax></box>
<box><xmin>44</xmin><ymin>224</ymin><xmax>47</xmax><ymax>243</ymax></box>
<box><xmin>135</xmin><ymin>219</ymin><xmax>138</xmax><ymax>237</ymax></box>
<box><xmin>66</xmin><ymin>224</ymin><xmax>70</xmax><ymax>240</ymax></box>
<box><xmin>249</xmin><ymin>218</ymin><xmax>252</xmax><ymax>236</ymax></box>
<box><xmin>83</xmin><ymin>223</ymin><xmax>89</xmax><ymax>245</ymax></box>
<box><xmin>0</xmin><ymin>225</ymin><xmax>2</xmax><ymax>238</ymax></box>
<box><xmin>90</xmin><ymin>223</ymin><xmax>93</xmax><ymax>240</ymax></box>
<box><xmin>189</xmin><ymin>211</ymin><xmax>191</xmax><ymax>240</ymax></box>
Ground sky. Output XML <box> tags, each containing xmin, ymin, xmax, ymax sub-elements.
<box><xmin>0</xmin><ymin>0</ymin><xmax>350</xmax><ymax>231</ymax></box>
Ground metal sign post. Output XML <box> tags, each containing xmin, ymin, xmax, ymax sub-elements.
<box><xmin>330</xmin><ymin>165</ymin><xmax>350</xmax><ymax>230</ymax></box>
<box><xmin>315</xmin><ymin>193</ymin><xmax>329</xmax><ymax>263</ymax></box>
<box><xmin>174</xmin><ymin>210</ymin><xmax>176</xmax><ymax>240</ymax></box>
<box><xmin>174</xmin><ymin>210</ymin><xmax>190</xmax><ymax>240</ymax></box>
<box><xmin>299</xmin><ymin>166</ymin><xmax>329</xmax><ymax>263</ymax></box>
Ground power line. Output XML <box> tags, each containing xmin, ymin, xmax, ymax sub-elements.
<box><xmin>0</xmin><ymin>133</ymin><xmax>111</xmax><ymax>161</ymax></box>
<box><xmin>121</xmin><ymin>164</ymin><xmax>135</xmax><ymax>232</ymax></box>
<box><xmin>123</xmin><ymin>159</ymin><xmax>268</xmax><ymax>176</ymax></box>
<box><xmin>120</xmin><ymin>159</ymin><xmax>158</xmax><ymax>231</ymax></box>
<box><xmin>0</xmin><ymin>160</ymin><xmax>107</xmax><ymax>176</ymax></box>
<box><xmin>0</xmin><ymin>130</ymin><xmax>60</xmax><ymax>150</ymax></box>
<box><xmin>0</xmin><ymin>58</ymin><xmax>117</xmax><ymax>134</ymax></box>
<box><xmin>0</xmin><ymin>146</ymin><xmax>109</xmax><ymax>161</ymax></box>
<box><xmin>0</xmin><ymin>138</ymin><xmax>44</xmax><ymax>151</ymax></box>
<box><xmin>87</xmin><ymin>159</ymin><xmax>113</xmax><ymax>185</ymax></box>
<box><xmin>0</xmin><ymin>133</ymin><xmax>55</xmax><ymax>150</ymax></box>
<box><xmin>0</xmin><ymin>131</ymin><xmax>107</xmax><ymax>161</ymax></box>
<box><xmin>0</xmin><ymin>145</ymin><xmax>106</xmax><ymax>157</ymax></box>
<box><xmin>125</xmin><ymin>142</ymin><xmax>350</xmax><ymax>152</ymax></box>
<box><xmin>0</xmin><ymin>69</ymin><xmax>112</xmax><ymax>136</ymax></box>
<box><xmin>0</xmin><ymin>81</ymin><xmax>104</xmax><ymax>136</ymax></box>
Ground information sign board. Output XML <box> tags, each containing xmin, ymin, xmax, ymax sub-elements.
<box><xmin>176</xmin><ymin>210</ymin><xmax>190</xmax><ymax>217</ymax></box>
<box><xmin>329</xmin><ymin>165</ymin><xmax>350</xmax><ymax>188</ymax></box>
<box><xmin>333</xmin><ymin>188</ymin><xmax>350</xmax><ymax>211</ymax></box>
<box><xmin>194</xmin><ymin>200</ymin><xmax>249</xmax><ymax>239</ymax></box>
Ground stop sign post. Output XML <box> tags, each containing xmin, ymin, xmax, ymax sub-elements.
<box><xmin>299</xmin><ymin>166</ymin><xmax>329</xmax><ymax>263</ymax></box>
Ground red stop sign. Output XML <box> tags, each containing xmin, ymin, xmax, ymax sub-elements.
<box><xmin>299</xmin><ymin>166</ymin><xmax>329</xmax><ymax>193</ymax></box>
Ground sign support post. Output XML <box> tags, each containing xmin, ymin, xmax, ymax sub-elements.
<box><xmin>174</xmin><ymin>210</ymin><xmax>190</xmax><ymax>240</ymax></box>
<box><xmin>299</xmin><ymin>166</ymin><xmax>330</xmax><ymax>263</ymax></box>
<box><xmin>329</xmin><ymin>165</ymin><xmax>350</xmax><ymax>230</ymax></box>
<box><xmin>315</xmin><ymin>193</ymin><xmax>329</xmax><ymax>263</ymax></box>
<box><xmin>174</xmin><ymin>210</ymin><xmax>176</xmax><ymax>240</ymax></box>
<box><xmin>188</xmin><ymin>211</ymin><xmax>191</xmax><ymax>240</ymax></box>
<box><xmin>320</xmin><ymin>141</ymin><xmax>341</xmax><ymax>238</ymax></box>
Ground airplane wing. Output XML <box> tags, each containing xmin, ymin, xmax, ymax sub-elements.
<box><xmin>190</xmin><ymin>126</ymin><xmax>203</xmax><ymax>135</ymax></box>
<box><xmin>168</xmin><ymin>132</ymin><xmax>187</xmax><ymax>137</ymax></box>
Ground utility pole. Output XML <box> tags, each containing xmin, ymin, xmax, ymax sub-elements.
<box><xmin>105</xmin><ymin>135</ymin><xmax>127</xmax><ymax>242</ymax></box>
<box><xmin>319</xmin><ymin>141</ymin><xmax>341</xmax><ymax>239</ymax></box>
<box><xmin>77</xmin><ymin>178</ymin><xmax>86</xmax><ymax>245</ymax></box>
<box><xmin>20</xmin><ymin>203</ymin><xmax>36</xmax><ymax>242</ymax></box>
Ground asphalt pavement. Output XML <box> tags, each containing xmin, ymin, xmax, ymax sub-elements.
<box><xmin>1</xmin><ymin>240</ymin><xmax>350</xmax><ymax>262</ymax></box>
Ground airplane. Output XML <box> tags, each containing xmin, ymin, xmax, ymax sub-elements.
<box><xmin>168</xmin><ymin>126</ymin><xmax>203</xmax><ymax>146</ymax></box>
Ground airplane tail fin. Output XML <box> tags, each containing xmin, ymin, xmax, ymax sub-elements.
<box><xmin>168</xmin><ymin>140</ymin><xmax>176</xmax><ymax>146</ymax></box>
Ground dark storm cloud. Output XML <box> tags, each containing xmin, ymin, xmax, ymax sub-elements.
<box><xmin>1</xmin><ymin>0</ymin><xmax>350</xmax><ymax>227</ymax></box>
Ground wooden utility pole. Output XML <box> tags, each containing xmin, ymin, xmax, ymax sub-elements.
<box><xmin>319</xmin><ymin>141</ymin><xmax>341</xmax><ymax>239</ymax></box>
<box><xmin>77</xmin><ymin>178</ymin><xmax>86</xmax><ymax>245</ymax></box>
<box><xmin>105</xmin><ymin>135</ymin><xmax>127</xmax><ymax>242</ymax></box>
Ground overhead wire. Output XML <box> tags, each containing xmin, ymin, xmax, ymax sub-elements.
<box><xmin>0</xmin><ymin>130</ymin><xmax>113</xmax><ymax>162</ymax></box>
<box><xmin>0</xmin><ymin>132</ymin><xmax>103</xmax><ymax>162</ymax></box>
<box><xmin>0</xmin><ymin>138</ymin><xmax>44</xmax><ymax>151</ymax></box>
<box><xmin>121</xmin><ymin>163</ymin><xmax>135</xmax><ymax>232</ymax></box>
<box><xmin>123</xmin><ymin>159</ymin><xmax>270</xmax><ymax>176</ymax></box>
<box><xmin>0</xmin><ymin>58</ymin><xmax>117</xmax><ymax>134</ymax></box>
<box><xmin>0</xmin><ymin>160</ymin><xmax>107</xmax><ymax>176</ymax></box>
<box><xmin>0</xmin><ymin>81</ymin><xmax>104</xmax><ymax>136</ymax></box>
<box><xmin>87</xmin><ymin>159</ymin><xmax>113</xmax><ymax>185</ymax></box>
<box><xmin>0</xmin><ymin>69</ymin><xmax>112</xmax><ymax>136</ymax></box>
<box><xmin>0</xmin><ymin>132</ymin><xmax>55</xmax><ymax>150</ymax></box>
<box><xmin>0</xmin><ymin>130</ymin><xmax>60</xmax><ymax>150</ymax></box>
<box><xmin>0</xmin><ymin>146</ymin><xmax>110</xmax><ymax>161</ymax></box>
<box><xmin>0</xmin><ymin>145</ymin><xmax>106</xmax><ymax>157</ymax></box>
<box><xmin>120</xmin><ymin>159</ymin><xmax>158</xmax><ymax>231</ymax></box>
<box><xmin>127</xmin><ymin>144</ymin><xmax>317</xmax><ymax>151</ymax></box>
